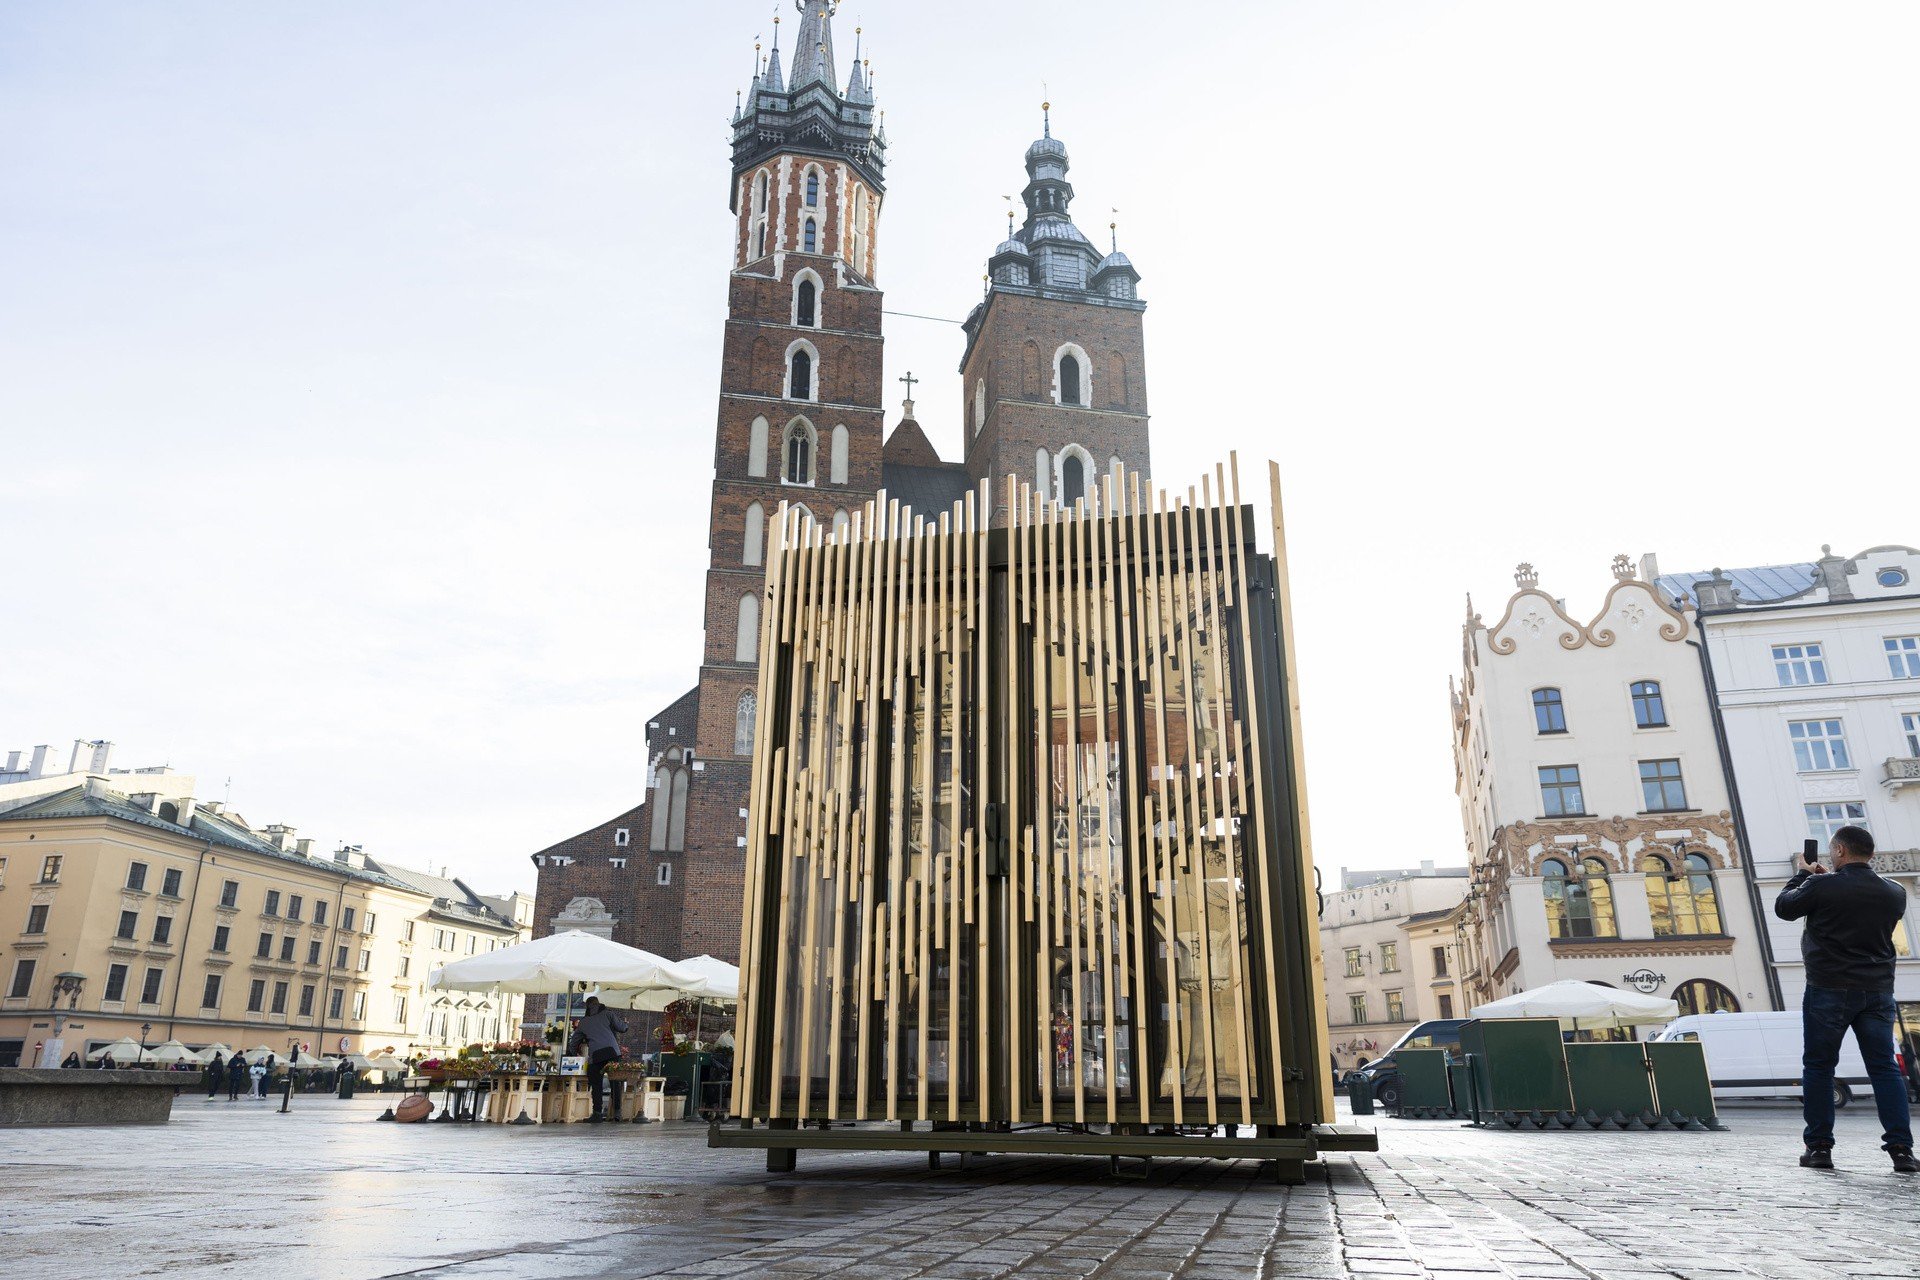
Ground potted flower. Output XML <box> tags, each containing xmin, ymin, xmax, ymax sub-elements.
<box><xmin>416</xmin><ymin>1057</ymin><xmax>446</xmax><ymax>1084</ymax></box>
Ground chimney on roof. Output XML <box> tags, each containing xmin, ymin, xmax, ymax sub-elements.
<box><xmin>83</xmin><ymin>776</ymin><xmax>112</xmax><ymax>800</ymax></box>
<box><xmin>334</xmin><ymin>844</ymin><xmax>367</xmax><ymax>870</ymax></box>
<box><xmin>28</xmin><ymin>745</ymin><xmax>53</xmax><ymax>779</ymax></box>
<box><xmin>265</xmin><ymin>823</ymin><xmax>297</xmax><ymax>852</ymax></box>
<box><xmin>174</xmin><ymin>797</ymin><xmax>198</xmax><ymax>828</ymax></box>
<box><xmin>89</xmin><ymin>741</ymin><xmax>112</xmax><ymax>773</ymax></box>
<box><xmin>5</xmin><ymin>751</ymin><xmax>21</xmax><ymax>772</ymax></box>
<box><xmin>1421</xmin><ymin>859</ymin><xmax>1435</xmax><ymax>875</ymax></box>
<box><xmin>129</xmin><ymin>792</ymin><xmax>159</xmax><ymax>812</ymax></box>
<box><xmin>200</xmin><ymin>800</ymin><xmax>223</xmax><ymax>817</ymax></box>
<box><xmin>295</xmin><ymin>838</ymin><xmax>314</xmax><ymax>857</ymax></box>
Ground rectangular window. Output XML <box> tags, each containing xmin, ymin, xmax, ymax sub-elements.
<box><xmin>202</xmin><ymin>975</ymin><xmax>222</xmax><ymax>1008</ymax></box>
<box><xmin>247</xmin><ymin>979</ymin><xmax>267</xmax><ymax>1013</ymax></box>
<box><xmin>212</xmin><ymin>924</ymin><xmax>230</xmax><ymax>953</ymax></box>
<box><xmin>286</xmin><ymin>895</ymin><xmax>303</xmax><ymax>922</ymax></box>
<box><xmin>657</xmin><ymin>863</ymin><xmax>673</xmax><ymax>887</ymax></box>
<box><xmin>1438</xmin><ymin>994</ymin><xmax>1455</xmax><ymax>1019</ymax></box>
<box><xmin>263</xmin><ymin>890</ymin><xmax>281</xmax><ymax>917</ymax></box>
<box><xmin>152</xmin><ymin>916</ymin><xmax>173</xmax><ymax>946</ymax></box>
<box><xmin>307</xmin><ymin>940</ymin><xmax>321</xmax><ymax>966</ymax></box>
<box><xmin>402</xmin><ymin>920</ymin><xmax>415</xmax><ymax>942</ymax></box>
<box><xmin>161</xmin><ymin>867</ymin><xmax>182</xmax><ymax>897</ymax></box>
<box><xmin>398</xmin><ymin>956</ymin><xmax>410</xmax><ymax>979</ymax></box>
<box><xmin>1539</xmin><ymin>764</ymin><xmax>1586</xmax><ymax>816</ymax></box>
<box><xmin>298</xmin><ymin>984</ymin><xmax>315</xmax><ymax>1017</ymax></box>
<box><xmin>24</xmin><ymin>904</ymin><xmax>49</xmax><ymax>935</ymax></box>
<box><xmin>1349</xmin><ymin>993</ymin><xmax>1367</xmax><ymax>1024</ymax></box>
<box><xmin>141</xmin><ymin>968</ymin><xmax>164</xmax><ymax>1004</ymax></box>
<box><xmin>1886</xmin><ymin>637</ymin><xmax>1920</xmax><ymax>680</ymax></box>
<box><xmin>1789</xmin><ymin>719</ymin><xmax>1852</xmax><ymax>771</ymax></box>
<box><xmin>256</xmin><ymin>932</ymin><xmax>273</xmax><ymax>959</ymax></box>
<box><xmin>351</xmin><ymin>992</ymin><xmax>367</xmax><ymax>1022</ymax></box>
<box><xmin>220</xmin><ymin>879</ymin><xmax>239</xmax><ymax>908</ymax></box>
<box><xmin>1631</xmin><ymin>681</ymin><xmax>1668</xmax><ymax>728</ymax></box>
<box><xmin>313</xmin><ymin>900</ymin><xmax>328</xmax><ymax>927</ymax></box>
<box><xmin>1905</xmin><ymin>712</ymin><xmax>1920</xmax><ymax>758</ymax></box>
<box><xmin>1344</xmin><ymin>946</ymin><xmax>1363</xmax><ymax>978</ymax></box>
<box><xmin>1773</xmin><ymin>642</ymin><xmax>1830</xmax><ymax>686</ymax></box>
<box><xmin>117</xmin><ymin>910</ymin><xmax>139</xmax><ymax>940</ymax></box>
<box><xmin>614</xmin><ymin>828</ymin><xmax>630</xmax><ymax>846</ymax></box>
<box><xmin>328</xmin><ymin>988</ymin><xmax>345</xmax><ymax>1019</ymax></box>
<box><xmin>364</xmin><ymin>912</ymin><xmax>376</xmax><ymax>935</ymax></box>
<box><xmin>358</xmin><ymin>949</ymin><xmax>371</xmax><ymax>972</ymax></box>
<box><xmin>104</xmin><ymin>963</ymin><xmax>129</xmax><ymax>1002</ymax></box>
<box><xmin>1433</xmin><ymin>946</ymin><xmax>1449</xmax><ymax>978</ymax></box>
<box><xmin>1379</xmin><ymin>942</ymin><xmax>1399</xmax><ymax>973</ymax></box>
<box><xmin>1386</xmin><ymin>990</ymin><xmax>1406</xmax><ymax>1021</ymax></box>
<box><xmin>1806</xmin><ymin>802</ymin><xmax>1869</xmax><ymax>841</ymax></box>
<box><xmin>1639</xmin><ymin>758</ymin><xmax>1688</xmax><ymax>811</ymax></box>
<box><xmin>125</xmin><ymin>861</ymin><xmax>148</xmax><ymax>891</ymax></box>
<box><xmin>279</xmin><ymin>935</ymin><xmax>296</xmax><ymax>963</ymax></box>
<box><xmin>334</xmin><ymin>945</ymin><xmax>348</xmax><ymax>969</ymax></box>
<box><xmin>6</xmin><ymin>959</ymin><xmax>35</xmax><ymax>999</ymax></box>
<box><xmin>270</xmin><ymin>981</ymin><xmax>288</xmax><ymax>1015</ymax></box>
<box><xmin>40</xmin><ymin>855</ymin><xmax>62</xmax><ymax>883</ymax></box>
<box><xmin>466</xmin><ymin>935</ymin><xmax>477</xmax><ymax>955</ymax></box>
<box><xmin>1532</xmin><ymin>688</ymin><xmax>1567</xmax><ymax>734</ymax></box>
<box><xmin>394</xmin><ymin>995</ymin><xmax>409</xmax><ymax>1024</ymax></box>
<box><xmin>0</xmin><ymin>856</ymin><xmax>7</xmax><ymax>887</ymax></box>
<box><xmin>341</xmin><ymin>907</ymin><xmax>356</xmax><ymax>932</ymax></box>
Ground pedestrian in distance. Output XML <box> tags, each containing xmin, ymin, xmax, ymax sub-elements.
<box><xmin>204</xmin><ymin>1052</ymin><xmax>224</xmax><ymax>1097</ymax></box>
<box><xmin>228</xmin><ymin>1052</ymin><xmax>248</xmax><ymax>1101</ymax></box>
<box><xmin>1776</xmin><ymin>825</ymin><xmax>1917</xmax><ymax>1173</ymax></box>
<box><xmin>252</xmin><ymin>1054</ymin><xmax>271</xmax><ymax>1099</ymax></box>
<box><xmin>61</xmin><ymin>1051</ymin><xmax>81</xmax><ymax>1069</ymax></box>
<box><xmin>574</xmin><ymin>995</ymin><xmax>629</xmax><ymax>1122</ymax></box>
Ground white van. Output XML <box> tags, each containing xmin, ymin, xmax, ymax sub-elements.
<box><xmin>1648</xmin><ymin>1011</ymin><xmax>1873</xmax><ymax>1107</ymax></box>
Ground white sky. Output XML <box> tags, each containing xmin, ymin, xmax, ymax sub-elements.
<box><xmin>5</xmin><ymin>2</ymin><xmax>1917</xmax><ymax>894</ymax></box>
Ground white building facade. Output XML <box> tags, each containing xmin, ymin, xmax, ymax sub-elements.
<box><xmin>1320</xmin><ymin>865</ymin><xmax>1469</xmax><ymax>1071</ymax></box>
<box><xmin>1667</xmin><ymin>544</ymin><xmax>1920</xmax><ymax>1017</ymax></box>
<box><xmin>1452</xmin><ymin>557</ymin><xmax>1776</xmax><ymax>1019</ymax></box>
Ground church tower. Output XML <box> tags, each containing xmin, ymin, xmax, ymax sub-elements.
<box><xmin>959</xmin><ymin>109</ymin><xmax>1149</xmax><ymax>517</ymax></box>
<box><xmin>678</xmin><ymin>0</ymin><xmax>889</xmax><ymax>959</ymax></box>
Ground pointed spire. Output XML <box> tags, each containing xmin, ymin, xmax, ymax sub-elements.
<box><xmin>792</xmin><ymin>0</ymin><xmax>836</xmax><ymax>90</ymax></box>
<box><xmin>765</xmin><ymin>13</ymin><xmax>785</xmax><ymax>91</ymax></box>
<box><xmin>846</xmin><ymin>25</ymin><xmax>868</xmax><ymax>99</ymax></box>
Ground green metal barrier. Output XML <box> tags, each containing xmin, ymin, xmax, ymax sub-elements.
<box><xmin>1646</xmin><ymin>1040</ymin><xmax>1717</xmax><ymax>1126</ymax></box>
<box><xmin>1447</xmin><ymin>1060</ymin><xmax>1475</xmax><ymax>1121</ymax></box>
<box><xmin>1395</xmin><ymin>1049</ymin><xmax>1452</xmax><ymax>1117</ymax></box>
<box><xmin>1459</xmin><ymin>1019</ymin><xmax>1572</xmax><ymax>1116</ymax></box>
<box><xmin>1565</xmin><ymin>1042</ymin><xmax>1655</xmax><ymax>1122</ymax></box>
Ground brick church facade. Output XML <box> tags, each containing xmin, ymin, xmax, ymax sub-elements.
<box><xmin>528</xmin><ymin>2</ymin><xmax>1153</xmax><ymax>1012</ymax></box>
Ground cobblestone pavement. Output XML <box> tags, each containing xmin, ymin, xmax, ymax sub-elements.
<box><xmin>0</xmin><ymin>1094</ymin><xmax>1914</xmax><ymax>1279</ymax></box>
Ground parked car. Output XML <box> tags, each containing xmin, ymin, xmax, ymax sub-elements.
<box><xmin>1648</xmin><ymin>1011</ymin><xmax>1878</xmax><ymax>1107</ymax></box>
<box><xmin>1347</xmin><ymin>1019</ymin><xmax>1468</xmax><ymax>1110</ymax></box>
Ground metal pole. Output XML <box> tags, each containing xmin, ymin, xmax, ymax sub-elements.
<box><xmin>280</xmin><ymin>1037</ymin><xmax>296</xmax><ymax>1113</ymax></box>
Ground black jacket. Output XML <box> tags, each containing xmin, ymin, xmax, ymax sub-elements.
<box><xmin>1775</xmin><ymin>862</ymin><xmax>1908</xmax><ymax>992</ymax></box>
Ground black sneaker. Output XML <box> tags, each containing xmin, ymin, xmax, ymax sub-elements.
<box><xmin>587</xmin><ymin>1113</ymin><xmax>605</xmax><ymax>1124</ymax></box>
<box><xmin>1890</xmin><ymin>1147</ymin><xmax>1919</xmax><ymax>1174</ymax></box>
<box><xmin>1800</xmin><ymin>1146</ymin><xmax>1834</xmax><ymax>1170</ymax></box>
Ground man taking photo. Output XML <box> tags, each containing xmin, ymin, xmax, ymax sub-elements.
<box><xmin>1775</xmin><ymin>825</ymin><xmax>1916</xmax><ymax>1173</ymax></box>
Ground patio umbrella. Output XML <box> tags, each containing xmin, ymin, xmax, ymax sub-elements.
<box><xmin>86</xmin><ymin>1037</ymin><xmax>152</xmax><ymax>1064</ymax></box>
<box><xmin>241</xmin><ymin>1044</ymin><xmax>279</xmax><ymax>1064</ymax></box>
<box><xmin>290</xmin><ymin>1052</ymin><xmax>329</xmax><ymax>1070</ymax></box>
<box><xmin>1469</xmin><ymin>980</ymin><xmax>1679</xmax><ymax>1032</ymax></box>
<box><xmin>147</xmin><ymin>1039</ymin><xmax>200</xmax><ymax>1065</ymax></box>
<box><xmin>200</xmin><ymin>1043</ymin><xmax>233</xmax><ymax>1063</ymax></box>
<box><xmin>427</xmin><ymin>930</ymin><xmax>703</xmax><ymax>996</ymax></box>
<box><xmin>596</xmin><ymin>954</ymin><xmax>740</xmax><ymax>1011</ymax></box>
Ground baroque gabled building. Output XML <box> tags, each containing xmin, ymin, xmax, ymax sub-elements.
<box><xmin>1451</xmin><ymin>557</ymin><xmax>1775</xmax><ymax>1021</ymax></box>
<box><xmin>528</xmin><ymin>4</ymin><xmax>1152</xmax><ymax>989</ymax></box>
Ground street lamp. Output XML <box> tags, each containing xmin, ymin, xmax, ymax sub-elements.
<box><xmin>281</xmin><ymin>1036</ymin><xmax>299</xmax><ymax>1113</ymax></box>
<box><xmin>139</xmin><ymin>1022</ymin><xmax>152</xmax><ymax>1057</ymax></box>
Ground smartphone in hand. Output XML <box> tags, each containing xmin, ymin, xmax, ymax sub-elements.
<box><xmin>1802</xmin><ymin>838</ymin><xmax>1822</xmax><ymax>870</ymax></box>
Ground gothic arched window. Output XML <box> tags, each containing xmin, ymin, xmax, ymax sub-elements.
<box><xmin>803</xmin><ymin>218</ymin><xmax>818</xmax><ymax>254</ymax></box>
<box><xmin>735</xmin><ymin>691</ymin><xmax>757</xmax><ymax>756</ymax></box>
<box><xmin>747</xmin><ymin>415</ymin><xmax>769</xmax><ymax>478</ymax></box>
<box><xmin>851</xmin><ymin>186</ymin><xmax>870</xmax><ymax>267</ymax></box>
<box><xmin>1059</xmin><ymin>352</ymin><xmax>1082</xmax><ymax>406</ymax></box>
<box><xmin>750</xmin><ymin>171</ymin><xmax>770</xmax><ymax>260</ymax></box>
<box><xmin>735</xmin><ymin>593</ymin><xmax>761</xmax><ymax>662</ymax></box>
<box><xmin>787</xmin><ymin>347</ymin><xmax>813</xmax><ymax>401</ymax></box>
<box><xmin>742</xmin><ymin>501</ymin><xmax>765</xmax><ymax>566</ymax></box>
<box><xmin>804</xmin><ymin>169</ymin><xmax>820</xmax><ymax>207</ymax></box>
<box><xmin>829</xmin><ymin>423</ymin><xmax>848</xmax><ymax>484</ymax></box>
<box><xmin>796</xmin><ymin>278</ymin><xmax>817</xmax><ymax>328</ymax></box>
<box><xmin>783</xmin><ymin>419</ymin><xmax>816</xmax><ymax>485</ymax></box>
<box><xmin>1061</xmin><ymin>452</ymin><xmax>1086</xmax><ymax>508</ymax></box>
<box><xmin>649</xmin><ymin>748</ymin><xmax>690</xmax><ymax>853</ymax></box>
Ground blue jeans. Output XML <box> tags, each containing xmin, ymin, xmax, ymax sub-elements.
<box><xmin>1802</xmin><ymin>986</ymin><xmax>1913</xmax><ymax>1151</ymax></box>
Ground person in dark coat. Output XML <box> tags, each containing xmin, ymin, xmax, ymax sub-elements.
<box><xmin>226</xmin><ymin>1052</ymin><xmax>248</xmax><ymax>1101</ymax></box>
<box><xmin>61</xmin><ymin>1051</ymin><xmax>81</xmax><ymax>1069</ymax></box>
<box><xmin>204</xmin><ymin>1053</ymin><xmax>225</xmax><ymax>1097</ymax></box>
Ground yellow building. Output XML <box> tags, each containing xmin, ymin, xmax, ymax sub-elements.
<box><xmin>0</xmin><ymin>777</ymin><xmax>528</xmax><ymax>1066</ymax></box>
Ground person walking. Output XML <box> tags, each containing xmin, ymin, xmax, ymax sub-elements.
<box><xmin>204</xmin><ymin>1052</ymin><xmax>224</xmax><ymax>1098</ymax></box>
<box><xmin>574</xmin><ymin>996</ymin><xmax>629</xmax><ymax>1122</ymax></box>
<box><xmin>252</xmin><ymin>1054</ymin><xmax>271</xmax><ymax>1099</ymax></box>
<box><xmin>226</xmin><ymin>1052</ymin><xmax>248</xmax><ymax>1101</ymax></box>
<box><xmin>1776</xmin><ymin>825</ymin><xmax>1916</xmax><ymax>1173</ymax></box>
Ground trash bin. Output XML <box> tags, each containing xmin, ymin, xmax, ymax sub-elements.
<box><xmin>337</xmin><ymin>1068</ymin><xmax>356</xmax><ymax>1100</ymax></box>
<box><xmin>1396</xmin><ymin>1049</ymin><xmax>1452</xmax><ymax>1116</ymax></box>
<box><xmin>1345</xmin><ymin>1073</ymin><xmax>1374</xmax><ymax>1115</ymax></box>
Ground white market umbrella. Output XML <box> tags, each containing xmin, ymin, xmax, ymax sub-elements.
<box><xmin>1470</xmin><ymin>980</ymin><xmax>1679</xmax><ymax>1032</ymax></box>
<box><xmin>147</xmin><ymin>1039</ymin><xmax>200</xmax><ymax>1065</ymax></box>
<box><xmin>290</xmin><ymin>1052</ymin><xmax>329</xmax><ymax>1070</ymax></box>
<box><xmin>367</xmin><ymin>1054</ymin><xmax>407</xmax><ymax>1073</ymax></box>
<box><xmin>428</xmin><ymin>930</ymin><xmax>703</xmax><ymax>996</ymax></box>
<box><xmin>594</xmin><ymin>955</ymin><xmax>739</xmax><ymax>1011</ymax></box>
<box><xmin>200</xmin><ymin>1043</ymin><xmax>234</xmax><ymax>1063</ymax></box>
<box><xmin>87</xmin><ymin>1037</ymin><xmax>153</xmax><ymax>1064</ymax></box>
<box><xmin>241</xmin><ymin>1044</ymin><xmax>280</xmax><ymax>1064</ymax></box>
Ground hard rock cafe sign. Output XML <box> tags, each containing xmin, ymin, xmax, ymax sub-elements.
<box><xmin>1623</xmin><ymin>968</ymin><xmax>1666</xmax><ymax>994</ymax></box>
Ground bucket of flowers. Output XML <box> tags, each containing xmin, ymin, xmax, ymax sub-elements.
<box><xmin>416</xmin><ymin>1057</ymin><xmax>447</xmax><ymax>1085</ymax></box>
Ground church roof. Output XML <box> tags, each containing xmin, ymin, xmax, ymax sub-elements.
<box><xmin>883</xmin><ymin>462</ymin><xmax>973</xmax><ymax>522</ymax></box>
<box><xmin>881</xmin><ymin>416</ymin><xmax>943</xmax><ymax>467</ymax></box>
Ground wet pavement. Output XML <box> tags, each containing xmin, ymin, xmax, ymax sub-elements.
<box><xmin>0</xmin><ymin>1093</ymin><xmax>1915</xmax><ymax>1278</ymax></box>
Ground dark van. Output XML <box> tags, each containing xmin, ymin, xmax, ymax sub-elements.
<box><xmin>1348</xmin><ymin>1019</ymin><xmax>1468</xmax><ymax>1110</ymax></box>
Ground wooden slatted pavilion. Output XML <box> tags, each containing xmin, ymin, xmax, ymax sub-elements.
<box><xmin>710</xmin><ymin>457</ymin><xmax>1376</xmax><ymax>1181</ymax></box>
